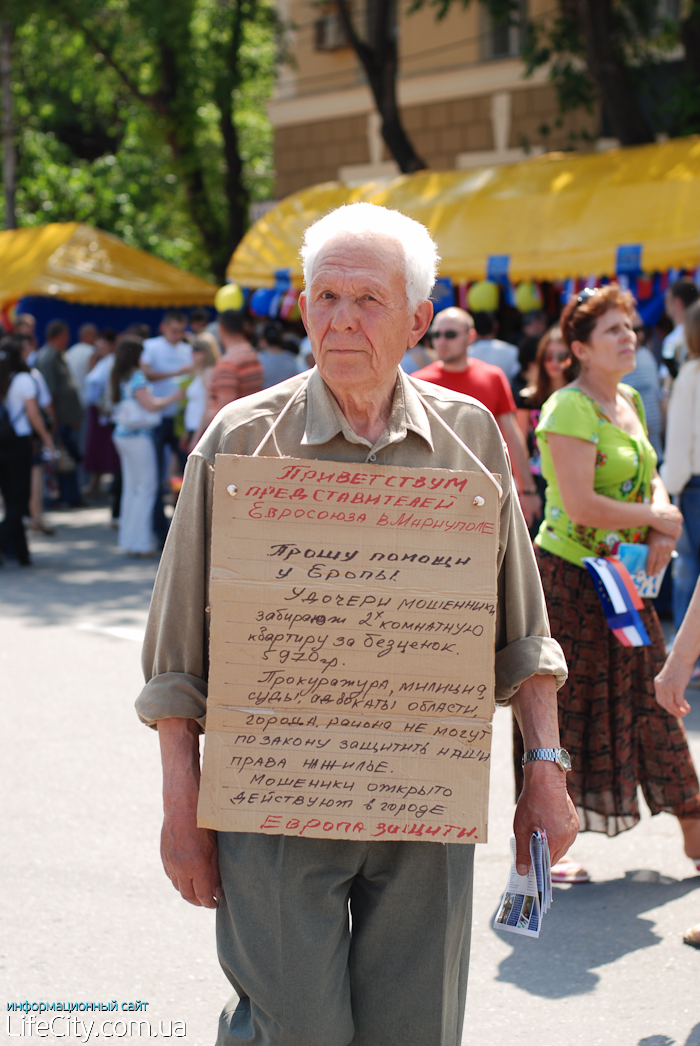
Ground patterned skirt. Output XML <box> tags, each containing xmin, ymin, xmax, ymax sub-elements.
<box><xmin>513</xmin><ymin>547</ymin><xmax>700</xmax><ymax>835</ymax></box>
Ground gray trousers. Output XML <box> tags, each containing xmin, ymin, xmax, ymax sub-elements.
<box><xmin>215</xmin><ymin>833</ymin><xmax>475</xmax><ymax>1046</ymax></box>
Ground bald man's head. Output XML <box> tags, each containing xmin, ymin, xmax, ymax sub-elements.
<box><xmin>431</xmin><ymin>307</ymin><xmax>474</xmax><ymax>333</ymax></box>
<box><xmin>430</xmin><ymin>307</ymin><xmax>476</xmax><ymax>370</ymax></box>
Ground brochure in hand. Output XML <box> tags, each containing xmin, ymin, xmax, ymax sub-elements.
<box><xmin>493</xmin><ymin>831</ymin><xmax>552</xmax><ymax>938</ymax></box>
<box><xmin>617</xmin><ymin>542</ymin><xmax>676</xmax><ymax>599</ymax></box>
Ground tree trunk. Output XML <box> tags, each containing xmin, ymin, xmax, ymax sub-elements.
<box><xmin>215</xmin><ymin>0</ymin><xmax>248</xmax><ymax>273</ymax></box>
<box><xmin>336</xmin><ymin>0</ymin><xmax>426</xmax><ymax>173</ymax></box>
<box><xmin>681</xmin><ymin>0</ymin><xmax>700</xmax><ymax>84</ymax></box>
<box><xmin>0</xmin><ymin>19</ymin><xmax>16</xmax><ymax>229</ymax></box>
<box><xmin>575</xmin><ymin>0</ymin><xmax>653</xmax><ymax>145</ymax></box>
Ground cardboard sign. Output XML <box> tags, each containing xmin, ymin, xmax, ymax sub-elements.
<box><xmin>197</xmin><ymin>455</ymin><xmax>500</xmax><ymax>844</ymax></box>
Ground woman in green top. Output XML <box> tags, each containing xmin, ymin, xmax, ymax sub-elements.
<box><xmin>513</xmin><ymin>284</ymin><xmax>700</xmax><ymax>880</ymax></box>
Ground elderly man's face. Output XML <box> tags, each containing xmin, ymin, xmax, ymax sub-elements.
<box><xmin>300</xmin><ymin>236</ymin><xmax>431</xmax><ymax>397</ymax></box>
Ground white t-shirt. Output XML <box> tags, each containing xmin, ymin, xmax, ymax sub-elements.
<box><xmin>85</xmin><ymin>354</ymin><xmax>115</xmax><ymax>408</ymax></box>
<box><xmin>4</xmin><ymin>372</ymin><xmax>38</xmax><ymax>436</ymax></box>
<box><xmin>140</xmin><ymin>335</ymin><xmax>192</xmax><ymax>417</ymax></box>
<box><xmin>184</xmin><ymin>374</ymin><xmax>207</xmax><ymax>431</ymax></box>
<box><xmin>469</xmin><ymin>338</ymin><xmax>520</xmax><ymax>380</ymax></box>
<box><xmin>31</xmin><ymin>368</ymin><xmax>52</xmax><ymax>409</ymax></box>
<box><xmin>65</xmin><ymin>342</ymin><xmax>95</xmax><ymax>402</ymax></box>
<box><xmin>661</xmin><ymin>323</ymin><xmax>686</xmax><ymax>365</ymax></box>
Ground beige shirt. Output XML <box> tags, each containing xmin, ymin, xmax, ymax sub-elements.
<box><xmin>136</xmin><ymin>367</ymin><xmax>567</xmax><ymax>728</ymax></box>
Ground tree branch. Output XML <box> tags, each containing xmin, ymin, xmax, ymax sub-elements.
<box><xmin>54</xmin><ymin>2</ymin><xmax>158</xmax><ymax>112</ymax></box>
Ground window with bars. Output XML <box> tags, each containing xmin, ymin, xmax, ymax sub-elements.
<box><xmin>314</xmin><ymin>5</ymin><xmax>352</xmax><ymax>51</ymax></box>
<box><xmin>482</xmin><ymin>0</ymin><xmax>528</xmax><ymax>60</ymax></box>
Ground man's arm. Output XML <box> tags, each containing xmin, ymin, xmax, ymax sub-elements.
<box><xmin>654</xmin><ymin>574</ymin><xmax>700</xmax><ymax>717</ymax></box>
<box><xmin>497</xmin><ymin>410</ymin><xmax>541</xmax><ymax>527</ymax></box>
<box><xmin>142</xmin><ymin>364</ymin><xmax>192</xmax><ymax>381</ymax></box>
<box><xmin>157</xmin><ymin>717</ymin><xmax>221</xmax><ymax>908</ymax></box>
<box><xmin>510</xmin><ymin>675</ymin><xmax>579</xmax><ymax>873</ymax></box>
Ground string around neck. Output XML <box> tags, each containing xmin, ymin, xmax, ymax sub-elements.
<box><xmin>412</xmin><ymin>389</ymin><xmax>503</xmax><ymax>498</ymax></box>
<box><xmin>251</xmin><ymin>375</ymin><xmax>311</xmax><ymax>458</ymax></box>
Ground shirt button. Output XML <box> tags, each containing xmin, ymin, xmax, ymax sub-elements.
<box><xmin>369</xmin><ymin>453</ymin><xmax>377</xmax><ymax>462</ymax></box>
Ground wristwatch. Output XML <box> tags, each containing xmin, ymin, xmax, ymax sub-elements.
<box><xmin>522</xmin><ymin>748</ymin><xmax>572</xmax><ymax>772</ymax></box>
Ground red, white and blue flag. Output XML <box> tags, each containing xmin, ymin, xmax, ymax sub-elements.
<box><xmin>582</xmin><ymin>556</ymin><xmax>650</xmax><ymax>647</ymax></box>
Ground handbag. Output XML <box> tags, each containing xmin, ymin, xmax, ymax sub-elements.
<box><xmin>113</xmin><ymin>395</ymin><xmax>160</xmax><ymax>431</ymax></box>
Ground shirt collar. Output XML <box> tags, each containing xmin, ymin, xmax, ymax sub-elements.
<box><xmin>301</xmin><ymin>366</ymin><xmax>434</xmax><ymax>454</ymax></box>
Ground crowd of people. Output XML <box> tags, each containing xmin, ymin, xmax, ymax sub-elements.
<box><xmin>0</xmin><ymin>307</ymin><xmax>308</xmax><ymax>562</ymax></box>
<box><xmin>2</xmin><ymin>264</ymin><xmax>700</xmax><ymax>936</ymax></box>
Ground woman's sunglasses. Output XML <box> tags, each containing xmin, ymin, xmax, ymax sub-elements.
<box><xmin>545</xmin><ymin>351</ymin><xmax>570</xmax><ymax>363</ymax></box>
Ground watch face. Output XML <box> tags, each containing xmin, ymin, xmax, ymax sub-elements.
<box><xmin>557</xmin><ymin>749</ymin><xmax>572</xmax><ymax>772</ymax></box>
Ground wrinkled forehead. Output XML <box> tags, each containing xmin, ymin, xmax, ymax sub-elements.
<box><xmin>311</xmin><ymin>232</ymin><xmax>406</xmax><ymax>288</ymax></box>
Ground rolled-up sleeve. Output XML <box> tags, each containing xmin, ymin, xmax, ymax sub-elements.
<box><xmin>136</xmin><ymin>453</ymin><xmax>214</xmax><ymax>729</ymax></box>
<box><xmin>494</xmin><ymin>468</ymin><xmax>568</xmax><ymax>704</ymax></box>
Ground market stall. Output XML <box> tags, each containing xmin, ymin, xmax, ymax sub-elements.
<box><xmin>0</xmin><ymin>222</ymin><xmax>217</xmax><ymax>336</ymax></box>
<box><xmin>227</xmin><ymin>135</ymin><xmax>700</xmax><ymax>324</ymax></box>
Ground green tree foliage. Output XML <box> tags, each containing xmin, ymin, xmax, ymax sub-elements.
<box><xmin>4</xmin><ymin>0</ymin><xmax>279</xmax><ymax>280</ymax></box>
<box><xmin>411</xmin><ymin>0</ymin><xmax>700</xmax><ymax>147</ymax></box>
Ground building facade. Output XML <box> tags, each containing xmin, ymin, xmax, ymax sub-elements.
<box><xmin>270</xmin><ymin>0</ymin><xmax>599</xmax><ymax>199</ymax></box>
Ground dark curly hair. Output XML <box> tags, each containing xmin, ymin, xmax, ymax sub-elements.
<box><xmin>559</xmin><ymin>284</ymin><xmax>635</xmax><ymax>381</ymax></box>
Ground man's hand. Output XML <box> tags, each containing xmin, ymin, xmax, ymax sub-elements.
<box><xmin>161</xmin><ymin>809</ymin><xmax>221</xmax><ymax>908</ymax></box>
<box><xmin>157</xmin><ymin>717</ymin><xmax>222</xmax><ymax>908</ymax></box>
<box><xmin>513</xmin><ymin>763</ymin><xmax>579</xmax><ymax>873</ymax></box>
<box><xmin>518</xmin><ymin>491</ymin><xmax>542</xmax><ymax>529</ymax></box>
<box><xmin>510</xmin><ymin>674</ymin><xmax>579</xmax><ymax>874</ymax></box>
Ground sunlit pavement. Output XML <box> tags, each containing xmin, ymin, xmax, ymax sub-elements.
<box><xmin>2</xmin><ymin>508</ymin><xmax>699</xmax><ymax>1046</ymax></box>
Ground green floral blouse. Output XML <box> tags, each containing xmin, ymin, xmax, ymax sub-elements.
<box><xmin>534</xmin><ymin>384</ymin><xmax>657</xmax><ymax>567</ymax></box>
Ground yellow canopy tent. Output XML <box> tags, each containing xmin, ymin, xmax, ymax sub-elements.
<box><xmin>0</xmin><ymin>222</ymin><xmax>217</xmax><ymax>307</ymax></box>
<box><xmin>228</xmin><ymin>135</ymin><xmax>700</xmax><ymax>288</ymax></box>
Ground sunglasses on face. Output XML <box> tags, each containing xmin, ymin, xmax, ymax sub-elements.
<box><xmin>545</xmin><ymin>351</ymin><xmax>570</xmax><ymax>363</ymax></box>
<box><xmin>431</xmin><ymin>329</ymin><xmax>463</xmax><ymax>339</ymax></box>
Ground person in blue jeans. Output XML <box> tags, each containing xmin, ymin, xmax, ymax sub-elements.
<box><xmin>139</xmin><ymin>311</ymin><xmax>193</xmax><ymax>543</ymax></box>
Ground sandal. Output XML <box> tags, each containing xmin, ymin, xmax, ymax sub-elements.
<box><xmin>683</xmin><ymin>924</ymin><xmax>700</xmax><ymax>949</ymax></box>
<box><xmin>30</xmin><ymin>520</ymin><xmax>56</xmax><ymax>535</ymax></box>
<box><xmin>551</xmin><ymin>858</ymin><xmax>590</xmax><ymax>883</ymax></box>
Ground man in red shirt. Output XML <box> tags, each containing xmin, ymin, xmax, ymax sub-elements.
<box><xmin>413</xmin><ymin>306</ymin><xmax>541</xmax><ymax>526</ymax></box>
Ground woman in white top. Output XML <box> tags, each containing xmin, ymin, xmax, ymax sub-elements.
<box><xmin>181</xmin><ymin>333</ymin><xmax>219</xmax><ymax>454</ymax></box>
<box><xmin>111</xmin><ymin>338</ymin><xmax>183</xmax><ymax>556</ymax></box>
<box><xmin>18</xmin><ymin>333</ymin><xmax>56</xmax><ymax>535</ymax></box>
<box><xmin>661</xmin><ymin>302</ymin><xmax>700</xmax><ymax>628</ymax></box>
<box><xmin>0</xmin><ymin>336</ymin><xmax>55</xmax><ymax>565</ymax></box>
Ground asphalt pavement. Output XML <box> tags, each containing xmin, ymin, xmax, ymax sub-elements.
<box><xmin>2</xmin><ymin>505</ymin><xmax>700</xmax><ymax>1046</ymax></box>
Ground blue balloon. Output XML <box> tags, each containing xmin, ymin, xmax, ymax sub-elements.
<box><xmin>249</xmin><ymin>287</ymin><xmax>275</xmax><ymax>317</ymax></box>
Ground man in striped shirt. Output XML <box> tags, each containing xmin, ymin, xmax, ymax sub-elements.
<box><xmin>208</xmin><ymin>310</ymin><xmax>264</xmax><ymax>414</ymax></box>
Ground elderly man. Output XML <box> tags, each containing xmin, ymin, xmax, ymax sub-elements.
<box><xmin>137</xmin><ymin>203</ymin><xmax>576</xmax><ymax>1046</ymax></box>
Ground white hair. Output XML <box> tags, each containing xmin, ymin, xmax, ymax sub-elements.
<box><xmin>301</xmin><ymin>202</ymin><xmax>439</xmax><ymax>311</ymax></box>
